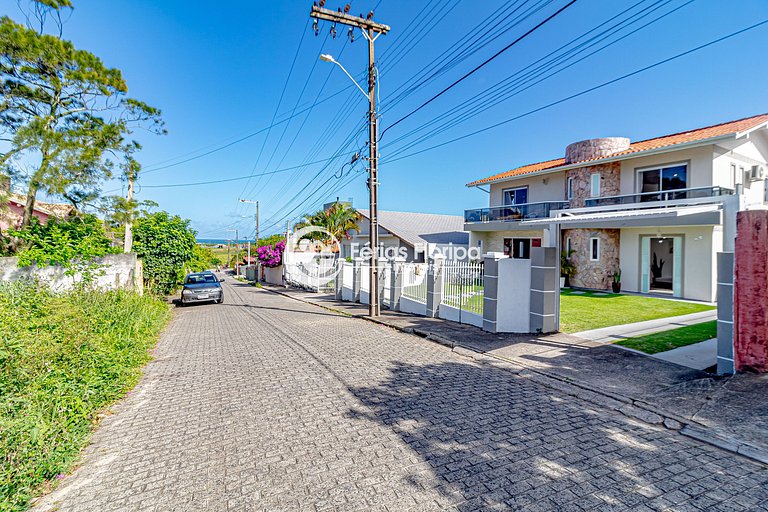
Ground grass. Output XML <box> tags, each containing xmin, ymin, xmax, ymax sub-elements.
<box><xmin>0</xmin><ymin>281</ymin><xmax>170</xmax><ymax>512</ymax></box>
<box><xmin>616</xmin><ymin>320</ymin><xmax>717</xmax><ymax>354</ymax></box>
<box><xmin>559</xmin><ymin>289</ymin><xmax>715</xmax><ymax>334</ymax></box>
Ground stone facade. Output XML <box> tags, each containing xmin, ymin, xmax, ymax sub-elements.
<box><xmin>563</xmin><ymin>228</ymin><xmax>620</xmax><ymax>290</ymax></box>
<box><xmin>566</xmin><ymin>162</ymin><xmax>621</xmax><ymax>208</ymax></box>
<box><xmin>565</xmin><ymin>137</ymin><xmax>630</xmax><ymax>164</ymax></box>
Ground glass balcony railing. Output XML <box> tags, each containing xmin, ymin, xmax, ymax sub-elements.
<box><xmin>464</xmin><ymin>201</ymin><xmax>570</xmax><ymax>223</ymax></box>
<box><xmin>584</xmin><ymin>186</ymin><xmax>735</xmax><ymax>208</ymax></box>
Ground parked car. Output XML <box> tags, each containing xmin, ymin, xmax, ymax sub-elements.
<box><xmin>180</xmin><ymin>272</ymin><xmax>224</xmax><ymax>305</ymax></box>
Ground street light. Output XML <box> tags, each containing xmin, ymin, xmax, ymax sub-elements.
<box><xmin>319</xmin><ymin>48</ymin><xmax>382</xmax><ymax>317</ymax></box>
<box><xmin>239</xmin><ymin>199</ymin><xmax>259</xmax><ymax>280</ymax></box>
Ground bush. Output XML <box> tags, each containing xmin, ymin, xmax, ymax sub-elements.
<box><xmin>132</xmin><ymin>211</ymin><xmax>196</xmax><ymax>294</ymax></box>
<box><xmin>187</xmin><ymin>245</ymin><xmax>222</xmax><ymax>273</ymax></box>
<box><xmin>0</xmin><ymin>281</ymin><xmax>170</xmax><ymax>511</ymax></box>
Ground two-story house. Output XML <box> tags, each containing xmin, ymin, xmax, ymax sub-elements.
<box><xmin>464</xmin><ymin>113</ymin><xmax>768</xmax><ymax>303</ymax></box>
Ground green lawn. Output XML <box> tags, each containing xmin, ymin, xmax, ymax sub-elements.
<box><xmin>559</xmin><ymin>289</ymin><xmax>716</xmax><ymax>333</ymax></box>
<box><xmin>616</xmin><ymin>320</ymin><xmax>717</xmax><ymax>354</ymax></box>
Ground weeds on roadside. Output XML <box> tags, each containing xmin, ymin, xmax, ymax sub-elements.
<box><xmin>0</xmin><ymin>281</ymin><xmax>170</xmax><ymax>511</ymax></box>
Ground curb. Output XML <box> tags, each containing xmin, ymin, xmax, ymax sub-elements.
<box><xmin>261</xmin><ymin>285</ymin><xmax>768</xmax><ymax>466</ymax></box>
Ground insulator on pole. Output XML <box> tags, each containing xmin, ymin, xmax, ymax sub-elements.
<box><xmin>330</xmin><ymin>22</ymin><xmax>337</xmax><ymax>39</ymax></box>
<box><xmin>312</xmin><ymin>19</ymin><xmax>319</xmax><ymax>36</ymax></box>
<box><xmin>347</xmin><ymin>27</ymin><xmax>355</xmax><ymax>42</ymax></box>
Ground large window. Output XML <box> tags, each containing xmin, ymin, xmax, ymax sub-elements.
<box><xmin>638</xmin><ymin>163</ymin><xmax>688</xmax><ymax>201</ymax></box>
<box><xmin>590</xmin><ymin>173</ymin><xmax>601</xmax><ymax>197</ymax></box>
<box><xmin>502</xmin><ymin>186</ymin><xmax>528</xmax><ymax>205</ymax></box>
<box><xmin>503</xmin><ymin>237</ymin><xmax>540</xmax><ymax>259</ymax></box>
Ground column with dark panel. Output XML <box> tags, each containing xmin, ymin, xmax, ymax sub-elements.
<box><xmin>529</xmin><ymin>247</ymin><xmax>558</xmax><ymax>334</ymax></box>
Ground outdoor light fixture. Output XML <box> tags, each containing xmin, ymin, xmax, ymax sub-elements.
<box><xmin>319</xmin><ymin>53</ymin><xmax>335</xmax><ymax>63</ymax></box>
<box><xmin>319</xmin><ymin>53</ymin><xmax>368</xmax><ymax>97</ymax></box>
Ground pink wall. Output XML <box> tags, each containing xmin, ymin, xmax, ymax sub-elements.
<box><xmin>733</xmin><ymin>210</ymin><xmax>768</xmax><ymax>373</ymax></box>
<box><xmin>0</xmin><ymin>200</ymin><xmax>49</xmax><ymax>231</ymax></box>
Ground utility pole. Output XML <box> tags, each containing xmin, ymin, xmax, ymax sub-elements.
<box><xmin>123</xmin><ymin>172</ymin><xmax>135</xmax><ymax>253</ymax></box>
<box><xmin>310</xmin><ymin>4</ymin><xmax>390</xmax><ymax>316</ymax></box>
<box><xmin>240</xmin><ymin>199</ymin><xmax>259</xmax><ymax>278</ymax></box>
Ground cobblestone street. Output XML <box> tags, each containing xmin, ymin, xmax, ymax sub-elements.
<box><xmin>34</xmin><ymin>280</ymin><xmax>768</xmax><ymax>512</ymax></box>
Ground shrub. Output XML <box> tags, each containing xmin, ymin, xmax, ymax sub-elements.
<box><xmin>132</xmin><ymin>211</ymin><xmax>196</xmax><ymax>294</ymax></box>
<box><xmin>187</xmin><ymin>244</ymin><xmax>222</xmax><ymax>273</ymax></box>
<box><xmin>0</xmin><ymin>281</ymin><xmax>170</xmax><ymax>511</ymax></box>
<box><xmin>256</xmin><ymin>240</ymin><xmax>285</xmax><ymax>268</ymax></box>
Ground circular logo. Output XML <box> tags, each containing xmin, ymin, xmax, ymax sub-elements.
<box><xmin>285</xmin><ymin>225</ymin><xmax>343</xmax><ymax>284</ymax></box>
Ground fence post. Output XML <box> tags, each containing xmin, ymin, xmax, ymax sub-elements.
<box><xmin>482</xmin><ymin>253</ymin><xmax>503</xmax><ymax>333</ymax></box>
<box><xmin>352</xmin><ymin>257</ymin><xmax>363</xmax><ymax>303</ymax></box>
<box><xmin>378</xmin><ymin>257</ymin><xmax>388</xmax><ymax>309</ymax></box>
<box><xmin>335</xmin><ymin>259</ymin><xmax>344</xmax><ymax>301</ymax></box>
<box><xmin>529</xmin><ymin>247</ymin><xmax>558</xmax><ymax>334</ymax></box>
<box><xmin>389</xmin><ymin>257</ymin><xmax>405</xmax><ymax>311</ymax></box>
<box><xmin>426</xmin><ymin>254</ymin><xmax>445</xmax><ymax>318</ymax></box>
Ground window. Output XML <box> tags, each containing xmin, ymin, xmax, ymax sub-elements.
<box><xmin>567</xmin><ymin>177</ymin><xmax>574</xmax><ymax>200</ymax></box>
<box><xmin>637</xmin><ymin>163</ymin><xmax>688</xmax><ymax>201</ymax></box>
<box><xmin>590</xmin><ymin>173</ymin><xmax>601</xmax><ymax>197</ymax></box>
<box><xmin>503</xmin><ymin>238</ymin><xmax>535</xmax><ymax>259</ymax></box>
<box><xmin>502</xmin><ymin>186</ymin><xmax>528</xmax><ymax>205</ymax></box>
<box><xmin>589</xmin><ymin>237</ymin><xmax>600</xmax><ymax>261</ymax></box>
<box><xmin>565</xmin><ymin>237</ymin><xmax>572</xmax><ymax>254</ymax></box>
<box><xmin>730</xmin><ymin>163</ymin><xmax>738</xmax><ymax>187</ymax></box>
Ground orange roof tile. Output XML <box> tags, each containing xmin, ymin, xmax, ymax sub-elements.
<box><xmin>467</xmin><ymin>113</ymin><xmax>768</xmax><ymax>187</ymax></box>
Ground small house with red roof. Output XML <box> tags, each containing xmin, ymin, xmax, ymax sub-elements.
<box><xmin>1</xmin><ymin>177</ymin><xmax>75</xmax><ymax>232</ymax></box>
<box><xmin>464</xmin><ymin>113</ymin><xmax>768</xmax><ymax>302</ymax></box>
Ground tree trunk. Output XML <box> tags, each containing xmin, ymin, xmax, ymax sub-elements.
<box><xmin>21</xmin><ymin>181</ymin><xmax>39</xmax><ymax>229</ymax></box>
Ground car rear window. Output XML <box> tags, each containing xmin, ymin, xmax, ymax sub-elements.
<box><xmin>185</xmin><ymin>274</ymin><xmax>218</xmax><ymax>284</ymax></box>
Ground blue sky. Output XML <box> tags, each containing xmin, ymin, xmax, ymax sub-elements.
<box><xmin>6</xmin><ymin>0</ymin><xmax>767</xmax><ymax>239</ymax></box>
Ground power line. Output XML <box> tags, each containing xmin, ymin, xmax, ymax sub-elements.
<box><xmin>381</xmin><ymin>0</ymin><xmax>578</xmax><ymax>138</ymax></box>
<box><xmin>382</xmin><ymin>18</ymin><xmax>768</xmax><ymax>164</ymax></box>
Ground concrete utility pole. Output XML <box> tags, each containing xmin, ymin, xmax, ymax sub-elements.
<box><xmin>123</xmin><ymin>172</ymin><xmax>135</xmax><ymax>253</ymax></box>
<box><xmin>239</xmin><ymin>199</ymin><xmax>259</xmax><ymax>248</ymax></box>
<box><xmin>310</xmin><ymin>4</ymin><xmax>390</xmax><ymax>316</ymax></box>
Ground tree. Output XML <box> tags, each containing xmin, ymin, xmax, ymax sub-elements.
<box><xmin>132</xmin><ymin>212</ymin><xmax>196</xmax><ymax>295</ymax></box>
<box><xmin>295</xmin><ymin>202</ymin><xmax>361</xmax><ymax>242</ymax></box>
<box><xmin>0</xmin><ymin>15</ymin><xmax>164</xmax><ymax>239</ymax></box>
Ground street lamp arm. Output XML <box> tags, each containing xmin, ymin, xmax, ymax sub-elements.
<box><xmin>320</xmin><ymin>54</ymin><xmax>368</xmax><ymax>99</ymax></box>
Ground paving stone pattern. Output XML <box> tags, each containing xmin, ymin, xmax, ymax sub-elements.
<box><xmin>33</xmin><ymin>280</ymin><xmax>768</xmax><ymax>512</ymax></box>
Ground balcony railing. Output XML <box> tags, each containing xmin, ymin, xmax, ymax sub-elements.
<box><xmin>584</xmin><ymin>186</ymin><xmax>735</xmax><ymax>208</ymax></box>
<box><xmin>464</xmin><ymin>201</ymin><xmax>570</xmax><ymax>223</ymax></box>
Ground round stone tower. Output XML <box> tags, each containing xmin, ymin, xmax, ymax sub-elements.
<box><xmin>565</xmin><ymin>137</ymin><xmax>630</xmax><ymax>164</ymax></box>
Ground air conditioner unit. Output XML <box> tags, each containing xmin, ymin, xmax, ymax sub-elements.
<box><xmin>750</xmin><ymin>165</ymin><xmax>765</xmax><ymax>180</ymax></box>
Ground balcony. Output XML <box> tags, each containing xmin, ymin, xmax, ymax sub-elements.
<box><xmin>584</xmin><ymin>186</ymin><xmax>735</xmax><ymax>208</ymax></box>
<box><xmin>464</xmin><ymin>201</ymin><xmax>570</xmax><ymax>223</ymax></box>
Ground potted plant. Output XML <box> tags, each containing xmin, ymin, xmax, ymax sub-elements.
<box><xmin>560</xmin><ymin>250</ymin><xmax>576</xmax><ymax>288</ymax></box>
<box><xmin>611</xmin><ymin>268</ymin><xmax>622</xmax><ymax>293</ymax></box>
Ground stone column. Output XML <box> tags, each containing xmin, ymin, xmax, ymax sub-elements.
<box><xmin>352</xmin><ymin>258</ymin><xmax>363</xmax><ymax>303</ymax></box>
<box><xmin>482</xmin><ymin>253</ymin><xmax>503</xmax><ymax>333</ymax></box>
<box><xmin>426</xmin><ymin>254</ymin><xmax>445</xmax><ymax>318</ymax></box>
<box><xmin>529</xmin><ymin>247</ymin><xmax>558</xmax><ymax>334</ymax></box>
<box><xmin>389</xmin><ymin>257</ymin><xmax>405</xmax><ymax>311</ymax></box>
<box><xmin>716</xmin><ymin>252</ymin><xmax>735</xmax><ymax>375</ymax></box>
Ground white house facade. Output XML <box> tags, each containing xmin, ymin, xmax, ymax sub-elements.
<box><xmin>464</xmin><ymin>113</ymin><xmax>768</xmax><ymax>303</ymax></box>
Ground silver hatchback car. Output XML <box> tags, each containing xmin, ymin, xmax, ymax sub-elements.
<box><xmin>180</xmin><ymin>272</ymin><xmax>224</xmax><ymax>305</ymax></box>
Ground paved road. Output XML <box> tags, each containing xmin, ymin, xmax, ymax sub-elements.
<box><xmin>34</xmin><ymin>279</ymin><xmax>768</xmax><ymax>511</ymax></box>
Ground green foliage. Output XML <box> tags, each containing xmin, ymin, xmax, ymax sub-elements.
<box><xmin>560</xmin><ymin>250</ymin><xmax>576</xmax><ymax>278</ymax></box>
<box><xmin>0</xmin><ymin>15</ymin><xmax>164</xmax><ymax>228</ymax></box>
<box><xmin>187</xmin><ymin>244</ymin><xmax>222</xmax><ymax>273</ymax></box>
<box><xmin>9</xmin><ymin>214</ymin><xmax>118</xmax><ymax>283</ymax></box>
<box><xmin>256</xmin><ymin>234</ymin><xmax>285</xmax><ymax>248</ymax></box>
<box><xmin>295</xmin><ymin>202</ymin><xmax>361</xmax><ymax>241</ymax></box>
<box><xmin>132</xmin><ymin>211</ymin><xmax>196</xmax><ymax>294</ymax></box>
<box><xmin>0</xmin><ymin>281</ymin><xmax>170</xmax><ymax>511</ymax></box>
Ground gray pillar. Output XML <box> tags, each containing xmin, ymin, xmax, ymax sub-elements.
<box><xmin>426</xmin><ymin>255</ymin><xmax>445</xmax><ymax>318</ymax></box>
<box><xmin>389</xmin><ymin>258</ymin><xmax>404</xmax><ymax>311</ymax></box>
<box><xmin>716</xmin><ymin>252</ymin><xmax>735</xmax><ymax>375</ymax></box>
<box><xmin>352</xmin><ymin>258</ymin><xmax>363</xmax><ymax>303</ymax></box>
<box><xmin>482</xmin><ymin>253</ymin><xmax>502</xmax><ymax>333</ymax></box>
<box><xmin>378</xmin><ymin>257</ymin><xmax>388</xmax><ymax>309</ymax></box>
<box><xmin>529</xmin><ymin>247</ymin><xmax>558</xmax><ymax>334</ymax></box>
<box><xmin>334</xmin><ymin>260</ymin><xmax>344</xmax><ymax>301</ymax></box>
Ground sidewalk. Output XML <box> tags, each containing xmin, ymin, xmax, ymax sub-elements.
<box><xmin>266</xmin><ymin>284</ymin><xmax>768</xmax><ymax>465</ymax></box>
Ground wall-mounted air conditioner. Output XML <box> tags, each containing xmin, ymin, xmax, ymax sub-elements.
<box><xmin>750</xmin><ymin>165</ymin><xmax>765</xmax><ymax>181</ymax></box>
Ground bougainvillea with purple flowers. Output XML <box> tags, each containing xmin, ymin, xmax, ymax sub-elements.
<box><xmin>257</xmin><ymin>240</ymin><xmax>285</xmax><ymax>268</ymax></box>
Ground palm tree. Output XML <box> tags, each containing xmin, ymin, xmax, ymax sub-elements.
<box><xmin>294</xmin><ymin>202</ymin><xmax>361</xmax><ymax>243</ymax></box>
